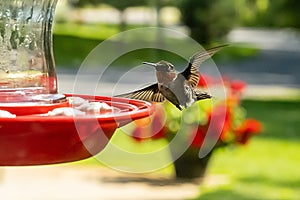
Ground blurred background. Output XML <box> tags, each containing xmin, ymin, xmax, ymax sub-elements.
<box><xmin>1</xmin><ymin>0</ymin><xmax>300</xmax><ymax>199</ymax></box>
<box><xmin>54</xmin><ymin>0</ymin><xmax>300</xmax><ymax>95</ymax></box>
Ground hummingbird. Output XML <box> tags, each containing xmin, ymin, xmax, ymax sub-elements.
<box><xmin>116</xmin><ymin>44</ymin><xmax>228</xmax><ymax>110</ymax></box>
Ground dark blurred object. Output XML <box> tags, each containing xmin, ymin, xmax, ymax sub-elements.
<box><xmin>68</xmin><ymin>0</ymin><xmax>146</xmax><ymax>8</ymax></box>
<box><xmin>68</xmin><ymin>0</ymin><xmax>100</xmax><ymax>7</ymax></box>
<box><xmin>237</xmin><ymin>0</ymin><xmax>300</xmax><ymax>29</ymax></box>
<box><xmin>177</xmin><ymin>0</ymin><xmax>236</xmax><ymax>44</ymax></box>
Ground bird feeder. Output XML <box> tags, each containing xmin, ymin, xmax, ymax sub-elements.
<box><xmin>0</xmin><ymin>0</ymin><xmax>153</xmax><ymax>166</ymax></box>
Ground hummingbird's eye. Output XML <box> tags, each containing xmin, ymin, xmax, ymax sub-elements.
<box><xmin>168</xmin><ymin>64</ymin><xmax>174</xmax><ymax>71</ymax></box>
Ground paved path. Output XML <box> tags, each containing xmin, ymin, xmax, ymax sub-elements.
<box><xmin>0</xmin><ymin>165</ymin><xmax>202</xmax><ymax>200</ymax></box>
<box><xmin>219</xmin><ymin>50</ymin><xmax>300</xmax><ymax>87</ymax></box>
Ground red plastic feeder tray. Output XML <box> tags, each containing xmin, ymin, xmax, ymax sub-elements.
<box><xmin>0</xmin><ymin>94</ymin><xmax>154</xmax><ymax>166</ymax></box>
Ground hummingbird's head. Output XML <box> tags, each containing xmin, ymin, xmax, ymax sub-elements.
<box><xmin>143</xmin><ymin>60</ymin><xmax>175</xmax><ymax>73</ymax></box>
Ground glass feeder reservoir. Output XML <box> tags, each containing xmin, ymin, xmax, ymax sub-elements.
<box><xmin>0</xmin><ymin>0</ymin><xmax>64</xmax><ymax>103</ymax></box>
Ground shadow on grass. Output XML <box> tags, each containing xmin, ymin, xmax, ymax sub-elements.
<box><xmin>100</xmin><ymin>175</ymin><xmax>202</xmax><ymax>187</ymax></box>
<box><xmin>242</xmin><ymin>99</ymin><xmax>300</xmax><ymax>141</ymax></box>
<box><xmin>191</xmin><ymin>189</ymin><xmax>260</xmax><ymax>200</ymax></box>
<box><xmin>239</xmin><ymin>176</ymin><xmax>300</xmax><ymax>190</ymax></box>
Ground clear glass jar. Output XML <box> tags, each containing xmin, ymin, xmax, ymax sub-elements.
<box><xmin>0</xmin><ymin>0</ymin><xmax>64</xmax><ymax>103</ymax></box>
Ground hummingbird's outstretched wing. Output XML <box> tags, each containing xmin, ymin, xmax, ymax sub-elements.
<box><xmin>180</xmin><ymin>44</ymin><xmax>228</xmax><ymax>88</ymax></box>
<box><xmin>115</xmin><ymin>83</ymin><xmax>165</xmax><ymax>102</ymax></box>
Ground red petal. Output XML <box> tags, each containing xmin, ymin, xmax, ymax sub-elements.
<box><xmin>230</xmin><ymin>80</ymin><xmax>246</xmax><ymax>93</ymax></box>
<box><xmin>132</xmin><ymin>127</ymin><xmax>146</xmax><ymax>142</ymax></box>
<box><xmin>236</xmin><ymin>119</ymin><xmax>262</xmax><ymax>135</ymax></box>
<box><xmin>198</xmin><ymin>74</ymin><xmax>212</xmax><ymax>87</ymax></box>
<box><xmin>190</xmin><ymin>125</ymin><xmax>208</xmax><ymax>148</ymax></box>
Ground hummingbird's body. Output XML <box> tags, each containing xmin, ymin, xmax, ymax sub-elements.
<box><xmin>157</xmin><ymin>69</ymin><xmax>193</xmax><ymax>110</ymax></box>
<box><xmin>116</xmin><ymin>45</ymin><xmax>227</xmax><ymax>110</ymax></box>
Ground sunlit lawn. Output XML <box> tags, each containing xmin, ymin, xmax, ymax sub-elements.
<box><xmin>193</xmin><ymin>99</ymin><xmax>300</xmax><ymax>200</ymax></box>
<box><xmin>54</xmin><ymin>22</ymin><xmax>300</xmax><ymax>199</ymax></box>
<box><xmin>54</xmin><ymin>22</ymin><xmax>120</xmax><ymax>40</ymax></box>
<box><xmin>196</xmin><ymin>139</ymin><xmax>300</xmax><ymax>200</ymax></box>
<box><xmin>75</xmin><ymin>99</ymin><xmax>300</xmax><ymax>200</ymax></box>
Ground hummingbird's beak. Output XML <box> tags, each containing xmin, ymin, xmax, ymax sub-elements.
<box><xmin>142</xmin><ymin>62</ymin><xmax>157</xmax><ymax>67</ymax></box>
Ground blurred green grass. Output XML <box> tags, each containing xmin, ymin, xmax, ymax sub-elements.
<box><xmin>193</xmin><ymin>99</ymin><xmax>300</xmax><ymax>200</ymax></box>
<box><xmin>54</xmin><ymin>22</ymin><xmax>120</xmax><ymax>40</ymax></box>
<box><xmin>53</xmin><ymin>23</ymin><xmax>258</xmax><ymax>69</ymax></box>
<box><xmin>75</xmin><ymin>99</ymin><xmax>300</xmax><ymax>200</ymax></box>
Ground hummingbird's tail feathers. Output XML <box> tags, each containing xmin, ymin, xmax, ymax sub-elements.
<box><xmin>175</xmin><ymin>105</ymin><xmax>183</xmax><ymax>111</ymax></box>
<box><xmin>195</xmin><ymin>91</ymin><xmax>212</xmax><ymax>101</ymax></box>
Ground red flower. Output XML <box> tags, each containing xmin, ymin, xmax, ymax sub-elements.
<box><xmin>198</xmin><ymin>74</ymin><xmax>212</xmax><ymax>87</ymax></box>
<box><xmin>150</xmin><ymin>106</ymin><xmax>167</xmax><ymax>140</ymax></box>
<box><xmin>190</xmin><ymin>104</ymin><xmax>230</xmax><ymax>148</ymax></box>
<box><xmin>151</xmin><ymin>126</ymin><xmax>167</xmax><ymax>140</ymax></box>
<box><xmin>235</xmin><ymin>119</ymin><xmax>262</xmax><ymax>144</ymax></box>
<box><xmin>132</xmin><ymin>126</ymin><xmax>146</xmax><ymax>142</ymax></box>
<box><xmin>221</xmin><ymin>75</ymin><xmax>230</xmax><ymax>83</ymax></box>
<box><xmin>208</xmin><ymin>104</ymin><xmax>231</xmax><ymax>142</ymax></box>
<box><xmin>190</xmin><ymin>124</ymin><xmax>209</xmax><ymax>148</ymax></box>
<box><xmin>230</xmin><ymin>80</ymin><xmax>246</xmax><ymax>94</ymax></box>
